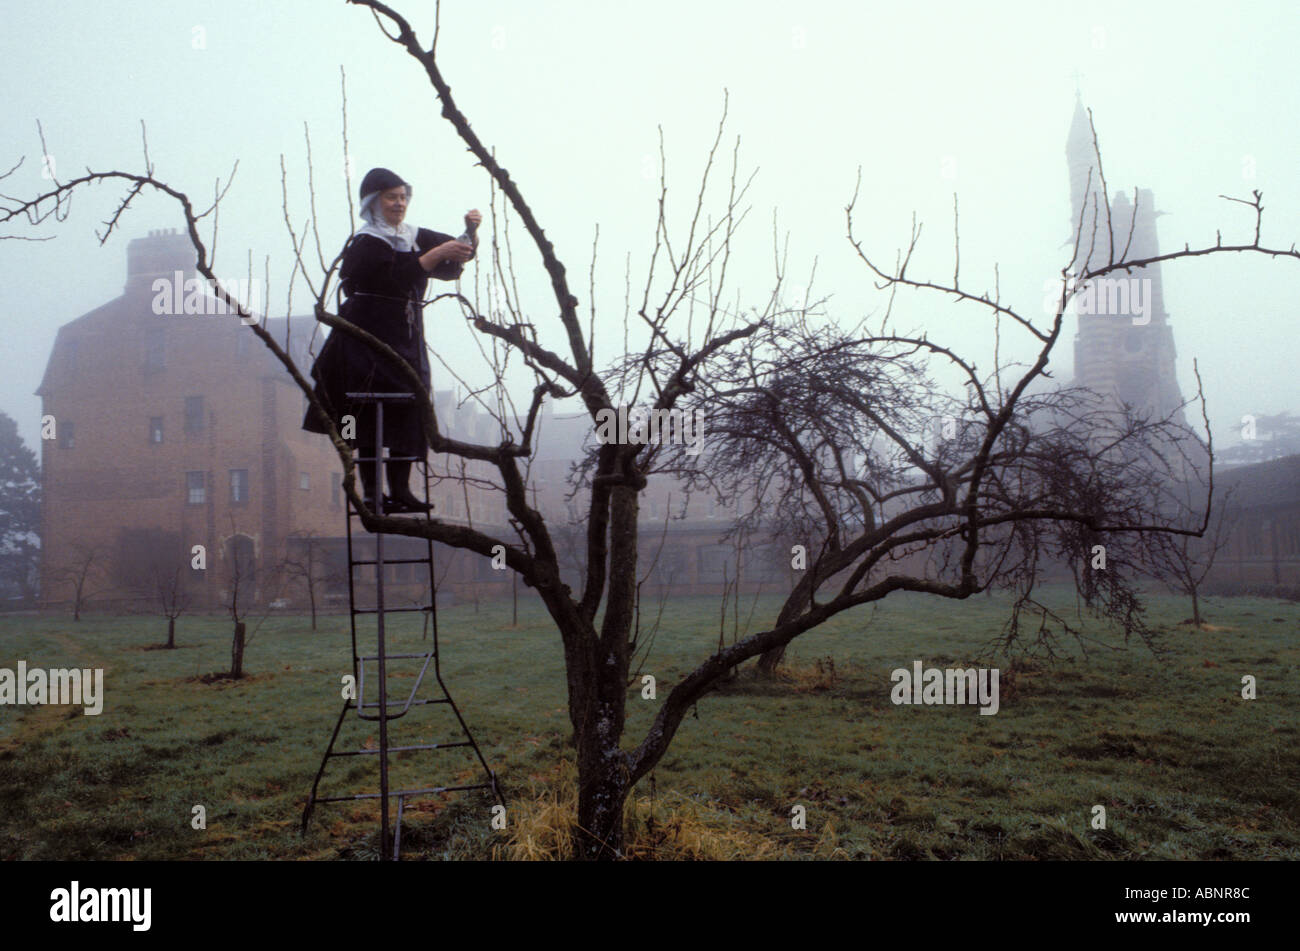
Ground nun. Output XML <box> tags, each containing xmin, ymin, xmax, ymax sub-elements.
<box><xmin>302</xmin><ymin>167</ymin><xmax>479</xmax><ymax>512</ymax></box>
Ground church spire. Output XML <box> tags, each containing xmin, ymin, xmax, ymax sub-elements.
<box><xmin>1067</xmin><ymin>99</ymin><xmax>1187</xmax><ymax>427</ymax></box>
<box><xmin>1067</xmin><ymin>95</ymin><xmax>1104</xmax><ymax>273</ymax></box>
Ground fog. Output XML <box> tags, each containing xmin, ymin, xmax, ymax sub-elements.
<box><xmin>3</xmin><ymin>0</ymin><xmax>1298</xmax><ymax>453</ymax></box>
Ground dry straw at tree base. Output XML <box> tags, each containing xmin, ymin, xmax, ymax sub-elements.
<box><xmin>491</xmin><ymin>759</ymin><xmax>848</xmax><ymax>861</ymax></box>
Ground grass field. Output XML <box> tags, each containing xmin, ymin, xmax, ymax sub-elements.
<box><xmin>1</xmin><ymin>586</ymin><xmax>1297</xmax><ymax>860</ymax></box>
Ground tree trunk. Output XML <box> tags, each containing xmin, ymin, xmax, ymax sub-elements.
<box><xmin>308</xmin><ymin>587</ymin><xmax>317</xmax><ymax>631</ymax></box>
<box><xmin>755</xmin><ymin>643</ymin><xmax>786</xmax><ymax>675</ymax></box>
<box><xmin>576</xmin><ymin>743</ymin><xmax>629</xmax><ymax>860</ymax></box>
<box><xmin>166</xmin><ymin>616</ymin><xmax>176</xmax><ymax>649</ymax></box>
<box><xmin>1191</xmin><ymin>589</ymin><xmax>1202</xmax><ymax>628</ymax></box>
<box><xmin>573</xmin><ymin>668</ymin><xmax>632</xmax><ymax>859</ymax></box>
<box><xmin>757</xmin><ymin>602</ymin><xmax>803</xmax><ymax>675</ymax></box>
<box><xmin>231</xmin><ymin>621</ymin><xmax>246</xmax><ymax>678</ymax></box>
<box><xmin>571</xmin><ymin>482</ymin><xmax>639</xmax><ymax>859</ymax></box>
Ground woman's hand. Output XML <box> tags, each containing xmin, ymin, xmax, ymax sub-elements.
<box><xmin>464</xmin><ymin>208</ymin><xmax>482</xmax><ymax>231</ymax></box>
<box><xmin>436</xmin><ymin>239</ymin><xmax>475</xmax><ymax>263</ymax></box>
<box><xmin>420</xmin><ymin>239</ymin><xmax>474</xmax><ymax>272</ymax></box>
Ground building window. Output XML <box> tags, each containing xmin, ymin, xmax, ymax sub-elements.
<box><xmin>184</xmin><ymin>395</ymin><xmax>204</xmax><ymax>434</ymax></box>
<box><xmin>145</xmin><ymin>329</ymin><xmax>165</xmax><ymax>371</ymax></box>
<box><xmin>186</xmin><ymin>471</ymin><xmax>206</xmax><ymax>505</ymax></box>
<box><xmin>299</xmin><ymin>471</ymin><xmax>310</xmax><ymax>491</ymax></box>
<box><xmin>226</xmin><ymin>535</ymin><xmax>257</xmax><ymax>589</ymax></box>
<box><xmin>149</xmin><ymin>416</ymin><xmax>164</xmax><ymax>444</ymax></box>
<box><xmin>230</xmin><ymin>469</ymin><xmax>249</xmax><ymax>504</ymax></box>
<box><xmin>59</xmin><ymin>420</ymin><xmax>75</xmax><ymax>449</ymax></box>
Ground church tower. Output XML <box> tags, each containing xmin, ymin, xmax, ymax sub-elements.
<box><xmin>1067</xmin><ymin>95</ymin><xmax>1187</xmax><ymax>426</ymax></box>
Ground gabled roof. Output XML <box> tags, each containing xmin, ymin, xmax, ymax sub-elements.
<box><xmin>35</xmin><ymin>295</ymin><xmax>127</xmax><ymax>397</ymax></box>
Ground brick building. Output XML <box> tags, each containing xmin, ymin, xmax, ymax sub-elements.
<box><xmin>36</xmin><ymin>229</ymin><xmax>352</xmax><ymax>610</ymax></box>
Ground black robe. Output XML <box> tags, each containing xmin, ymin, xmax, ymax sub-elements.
<box><xmin>301</xmin><ymin>227</ymin><xmax>463</xmax><ymax>457</ymax></box>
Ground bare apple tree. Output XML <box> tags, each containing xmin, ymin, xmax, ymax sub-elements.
<box><xmin>153</xmin><ymin>560</ymin><xmax>191</xmax><ymax>650</ymax></box>
<box><xmin>1141</xmin><ymin>480</ymin><xmax>1240</xmax><ymax>630</ymax></box>
<box><xmin>47</xmin><ymin>542</ymin><xmax>108</xmax><ymax>623</ymax></box>
<box><xmin>223</xmin><ymin>528</ymin><xmax>256</xmax><ymax>679</ymax></box>
<box><xmin>276</xmin><ymin>529</ymin><xmax>338</xmax><ymax>632</ymax></box>
<box><xmin>115</xmin><ymin>528</ymin><xmax>192</xmax><ymax>648</ymax></box>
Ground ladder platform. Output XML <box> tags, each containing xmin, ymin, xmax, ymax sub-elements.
<box><xmin>356</xmin><ymin>653</ymin><xmax>433</xmax><ymax>721</ymax></box>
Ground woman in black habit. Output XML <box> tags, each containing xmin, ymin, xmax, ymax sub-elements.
<box><xmin>302</xmin><ymin>167</ymin><xmax>479</xmax><ymax>513</ymax></box>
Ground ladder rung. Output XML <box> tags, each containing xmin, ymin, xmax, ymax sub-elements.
<box><xmin>328</xmin><ymin>741</ymin><xmax>473</xmax><ymax>757</ymax></box>
<box><xmin>350</xmin><ymin>557</ymin><xmax>431</xmax><ymax>566</ymax></box>
<box><xmin>314</xmin><ymin>782</ymin><xmax>491</xmax><ymax>804</ymax></box>
<box><xmin>353</xmin><ymin>606</ymin><xmax>430</xmax><ymax>615</ymax></box>
<box><xmin>357</xmin><ymin>698</ymin><xmax>451</xmax><ymax>709</ymax></box>
<box><xmin>347</xmin><ymin>506</ymin><xmax>433</xmax><ymax>517</ymax></box>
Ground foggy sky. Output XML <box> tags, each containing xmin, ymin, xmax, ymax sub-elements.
<box><xmin>3</xmin><ymin>0</ymin><xmax>1298</xmax><ymax>455</ymax></box>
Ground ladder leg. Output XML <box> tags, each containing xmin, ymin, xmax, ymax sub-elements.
<box><xmin>302</xmin><ymin>699</ymin><xmax>352</xmax><ymax>835</ymax></box>
<box><xmin>375</xmin><ymin>399</ymin><xmax>392</xmax><ymax>860</ymax></box>
<box><xmin>393</xmin><ymin>795</ymin><xmax>405</xmax><ymax>861</ymax></box>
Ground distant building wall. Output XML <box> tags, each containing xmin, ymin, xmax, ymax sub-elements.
<box><xmin>1206</xmin><ymin>455</ymin><xmax>1300</xmax><ymax>590</ymax></box>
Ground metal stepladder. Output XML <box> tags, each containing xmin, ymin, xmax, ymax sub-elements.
<box><xmin>301</xmin><ymin>392</ymin><xmax>503</xmax><ymax>860</ymax></box>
